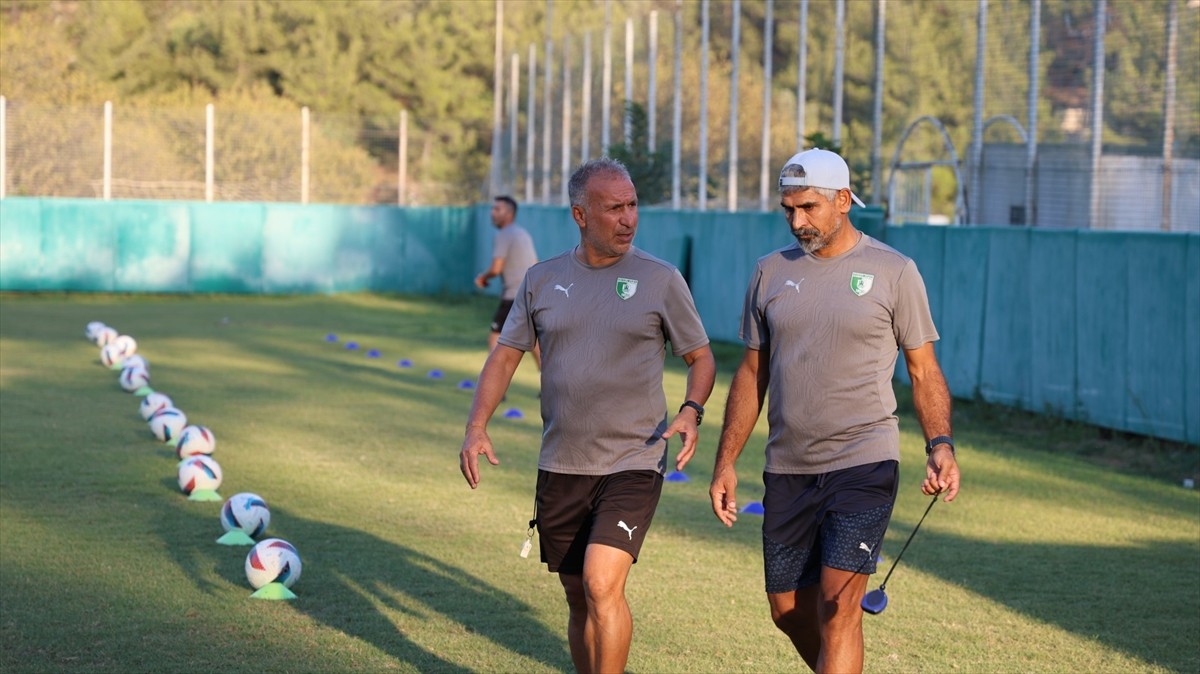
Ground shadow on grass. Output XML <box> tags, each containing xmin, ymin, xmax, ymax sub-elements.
<box><xmin>877</xmin><ymin>518</ymin><xmax>1200</xmax><ymax>673</ymax></box>
<box><xmin>153</xmin><ymin>503</ymin><xmax>571</xmax><ymax>672</ymax></box>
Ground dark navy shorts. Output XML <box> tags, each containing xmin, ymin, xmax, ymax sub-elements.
<box><xmin>762</xmin><ymin>460</ymin><xmax>898</xmax><ymax>594</ymax></box>
<box><xmin>535</xmin><ymin>469</ymin><xmax>663</xmax><ymax>575</ymax></box>
<box><xmin>490</xmin><ymin>300</ymin><xmax>515</xmax><ymax>333</ymax></box>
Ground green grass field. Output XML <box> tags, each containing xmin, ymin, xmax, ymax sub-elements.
<box><xmin>1</xmin><ymin>292</ymin><xmax>1197</xmax><ymax>673</ymax></box>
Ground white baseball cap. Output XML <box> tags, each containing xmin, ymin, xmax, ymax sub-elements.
<box><xmin>778</xmin><ymin>148</ymin><xmax>866</xmax><ymax>207</ymax></box>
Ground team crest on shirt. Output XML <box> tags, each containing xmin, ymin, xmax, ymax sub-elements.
<box><xmin>850</xmin><ymin>272</ymin><xmax>875</xmax><ymax>296</ymax></box>
<box><xmin>616</xmin><ymin>277</ymin><xmax>638</xmax><ymax>300</ymax></box>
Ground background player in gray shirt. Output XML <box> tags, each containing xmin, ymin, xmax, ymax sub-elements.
<box><xmin>461</xmin><ymin>158</ymin><xmax>715</xmax><ymax>674</ymax></box>
<box><xmin>709</xmin><ymin>149</ymin><xmax>960</xmax><ymax>673</ymax></box>
<box><xmin>476</xmin><ymin>195</ymin><xmax>541</xmax><ymax>368</ymax></box>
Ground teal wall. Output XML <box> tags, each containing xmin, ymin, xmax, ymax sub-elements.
<box><xmin>3</xmin><ymin>197</ymin><xmax>1195</xmax><ymax>445</ymax></box>
<box><xmin>0</xmin><ymin>198</ymin><xmax>474</xmax><ymax>294</ymax></box>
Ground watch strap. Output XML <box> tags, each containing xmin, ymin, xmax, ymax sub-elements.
<box><xmin>925</xmin><ymin>435</ymin><xmax>955</xmax><ymax>456</ymax></box>
<box><xmin>679</xmin><ymin>400</ymin><xmax>704</xmax><ymax>426</ymax></box>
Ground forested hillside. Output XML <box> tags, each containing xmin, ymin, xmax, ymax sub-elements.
<box><xmin>0</xmin><ymin>0</ymin><xmax>1193</xmax><ymax>207</ymax></box>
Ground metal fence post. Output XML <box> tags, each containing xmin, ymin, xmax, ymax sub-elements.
<box><xmin>871</xmin><ymin>0</ymin><xmax>886</xmax><ymax>205</ymax></box>
<box><xmin>797</xmin><ymin>0</ymin><xmax>808</xmax><ymax>151</ymax></box>
<box><xmin>699</xmin><ymin>0</ymin><xmax>709</xmax><ymax>212</ymax></box>
<box><xmin>399</xmin><ymin>110</ymin><xmax>408</xmax><ymax>206</ymax></box>
<box><xmin>833</xmin><ymin>0</ymin><xmax>845</xmax><ymax>147</ymax></box>
<box><xmin>728</xmin><ymin>0</ymin><xmax>741</xmax><ymax>212</ymax></box>
<box><xmin>1025</xmin><ymin>0</ymin><xmax>1041</xmax><ymax>226</ymax></box>
<box><xmin>759</xmin><ymin>0</ymin><xmax>774</xmax><ymax>211</ymax></box>
<box><xmin>1088</xmin><ymin>0</ymin><xmax>1106</xmax><ymax>229</ymax></box>
<box><xmin>301</xmin><ymin>106</ymin><xmax>310</xmax><ymax>205</ymax></box>
<box><xmin>969</xmin><ymin>0</ymin><xmax>987</xmax><ymax>225</ymax></box>
<box><xmin>671</xmin><ymin>1</ymin><xmax>682</xmax><ymax>209</ymax></box>
<box><xmin>205</xmin><ymin>103</ymin><xmax>215</xmax><ymax>203</ymax></box>
<box><xmin>103</xmin><ymin>101</ymin><xmax>112</xmax><ymax>201</ymax></box>
<box><xmin>1162</xmin><ymin>0</ymin><xmax>1178</xmax><ymax>231</ymax></box>
<box><xmin>0</xmin><ymin>96</ymin><xmax>6</xmax><ymax>200</ymax></box>
<box><xmin>649</xmin><ymin>11</ymin><xmax>658</xmax><ymax>150</ymax></box>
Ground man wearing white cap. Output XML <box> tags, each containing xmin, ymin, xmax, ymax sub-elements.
<box><xmin>708</xmin><ymin>148</ymin><xmax>960</xmax><ymax>673</ymax></box>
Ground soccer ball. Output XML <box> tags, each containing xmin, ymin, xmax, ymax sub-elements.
<box><xmin>119</xmin><ymin>366</ymin><xmax>150</xmax><ymax>393</ymax></box>
<box><xmin>112</xmin><ymin>335</ymin><xmax>137</xmax><ymax>358</ymax></box>
<box><xmin>121</xmin><ymin>355</ymin><xmax>148</xmax><ymax>373</ymax></box>
<box><xmin>148</xmin><ymin>407</ymin><xmax>187</xmax><ymax>442</ymax></box>
<box><xmin>245</xmin><ymin>538</ymin><xmax>301</xmax><ymax>589</ymax></box>
<box><xmin>177</xmin><ymin>455</ymin><xmax>222</xmax><ymax>495</ymax></box>
<box><xmin>99</xmin><ymin>343</ymin><xmax>126</xmax><ymax>368</ymax></box>
<box><xmin>176</xmin><ymin>425</ymin><xmax>216</xmax><ymax>459</ymax></box>
<box><xmin>85</xmin><ymin>322</ymin><xmax>107</xmax><ymax>341</ymax></box>
<box><xmin>221</xmin><ymin>493</ymin><xmax>270</xmax><ymax>538</ymax></box>
<box><xmin>94</xmin><ymin>326</ymin><xmax>119</xmax><ymax>347</ymax></box>
<box><xmin>139</xmin><ymin>392</ymin><xmax>173</xmax><ymax>420</ymax></box>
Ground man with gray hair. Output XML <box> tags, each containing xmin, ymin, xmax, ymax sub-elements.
<box><xmin>709</xmin><ymin>148</ymin><xmax>960</xmax><ymax>673</ymax></box>
<box><xmin>461</xmin><ymin>157</ymin><xmax>716</xmax><ymax>673</ymax></box>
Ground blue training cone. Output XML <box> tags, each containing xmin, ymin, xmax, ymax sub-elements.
<box><xmin>665</xmin><ymin>471</ymin><xmax>690</xmax><ymax>482</ymax></box>
<box><xmin>367</xmin><ymin>349</ymin><xmax>381</xmax><ymax>358</ymax></box>
<box><xmin>427</xmin><ymin>370</ymin><xmax>443</xmax><ymax>379</ymax></box>
<box><xmin>503</xmin><ymin>408</ymin><xmax>524</xmax><ymax>419</ymax></box>
<box><xmin>458</xmin><ymin>380</ymin><xmax>476</xmax><ymax>390</ymax></box>
<box><xmin>345</xmin><ymin>341</ymin><xmax>359</xmax><ymax>350</ymax></box>
<box><xmin>325</xmin><ymin>333</ymin><xmax>338</xmax><ymax>342</ymax></box>
<box><xmin>397</xmin><ymin>359</ymin><xmax>413</xmax><ymax>368</ymax></box>
<box><xmin>739</xmin><ymin>501</ymin><xmax>765</xmax><ymax>515</ymax></box>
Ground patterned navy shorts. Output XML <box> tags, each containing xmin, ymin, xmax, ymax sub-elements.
<box><xmin>761</xmin><ymin>460</ymin><xmax>898</xmax><ymax>594</ymax></box>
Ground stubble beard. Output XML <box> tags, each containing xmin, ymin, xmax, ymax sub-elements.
<box><xmin>792</xmin><ymin>216</ymin><xmax>842</xmax><ymax>254</ymax></box>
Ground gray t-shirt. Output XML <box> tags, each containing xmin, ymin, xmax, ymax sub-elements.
<box><xmin>493</xmin><ymin>223</ymin><xmax>538</xmax><ymax>300</ymax></box>
<box><xmin>499</xmin><ymin>246</ymin><xmax>710</xmax><ymax>475</ymax></box>
<box><xmin>740</xmin><ymin>234</ymin><xmax>939</xmax><ymax>474</ymax></box>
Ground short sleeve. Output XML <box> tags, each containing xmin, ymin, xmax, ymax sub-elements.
<box><xmin>892</xmin><ymin>259</ymin><xmax>940</xmax><ymax>350</ymax></box>
<box><xmin>660</xmin><ymin>270</ymin><xmax>710</xmax><ymax>356</ymax></box>
<box><xmin>739</xmin><ymin>264</ymin><xmax>768</xmax><ymax>349</ymax></box>
<box><xmin>497</xmin><ymin>274</ymin><xmax>536</xmax><ymax>351</ymax></box>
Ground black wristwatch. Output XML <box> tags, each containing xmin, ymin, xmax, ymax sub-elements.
<box><xmin>679</xmin><ymin>400</ymin><xmax>705</xmax><ymax>426</ymax></box>
<box><xmin>925</xmin><ymin>435</ymin><xmax>955</xmax><ymax>456</ymax></box>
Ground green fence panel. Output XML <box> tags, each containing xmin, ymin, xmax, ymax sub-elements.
<box><xmin>41</xmin><ymin>199</ymin><xmax>116</xmax><ymax>291</ymax></box>
<box><xmin>1029</xmin><ymin>231</ymin><xmax>1078</xmax><ymax>418</ymax></box>
<box><xmin>113</xmin><ymin>201</ymin><xmax>192</xmax><ymax>292</ymax></box>
<box><xmin>1075</xmin><ymin>232</ymin><xmax>1129</xmax><ymax>431</ymax></box>
<box><xmin>3</xmin><ymin>196</ymin><xmax>1195</xmax><ymax>443</ymax></box>
<box><xmin>387</xmin><ymin>207</ymin><xmax>475</xmax><ymax>294</ymax></box>
<box><xmin>189</xmin><ymin>202</ymin><xmax>266</xmax><ymax>293</ymax></box>
<box><xmin>0</xmin><ymin>198</ymin><xmax>46</xmax><ymax>289</ymax></box>
<box><xmin>980</xmin><ymin>229</ymin><xmax>1033</xmax><ymax>408</ymax></box>
<box><xmin>1187</xmin><ymin>235</ymin><xmax>1200</xmax><ymax>445</ymax></box>
<box><xmin>1124</xmin><ymin>233</ymin><xmax>1190</xmax><ymax>440</ymax></box>
<box><xmin>939</xmin><ymin>229</ymin><xmax>991</xmax><ymax>397</ymax></box>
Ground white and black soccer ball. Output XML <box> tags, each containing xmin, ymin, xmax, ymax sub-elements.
<box><xmin>119</xmin><ymin>366</ymin><xmax>150</xmax><ymax>393</ymax></box>
<box><xmin>139</xmin><ymin>392</ymin><xmax>173</xmax><ymax>420</ymax></box>
<box><xmin>148</xmin><ymin>407</ymin><xmax>187</xmax><ymax>442</ymax></box>
<box><xmin>120</xmin><ymin>355</ymin><xmax>148</xmax><ymax>373</ymax></box>
<box><xmin>245</xmin><ymin>538</ymin><xmax>301</xmax><ymax>589</ymax></box>
<box><xmin>85</xmin><ymin>322</ymin><xmax>107</xmax><ymax>342</ymax></box>
<box><xmin>221</xmin><ymin>493</ymin><xmax>271</xmax><ymax>538</ymax></box>
<box><xmin>94</xmin><ymin>326</ymin><xmax>119</xmax><ymax>347</ymax></box>
<box><xmin>99</xmin><ymin>343</ymin><xmax>126</xmax><ymax>369</ymax></box>
<box><xmin>112</xmin><ymin>335</ymin><xmax>137</xmax><ymax>358</ymax></box>
<box><xmin>176</xmin><ymin>425</ymin><xmax>216</xmax><ymax>459</ymax></box>
<box><xmin>177</xmin><ymin>455</ymin><xmax>222</xmax><ymax>495</ymax></box>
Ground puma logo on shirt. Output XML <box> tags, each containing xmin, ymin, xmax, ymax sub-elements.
<box><xmin>554</xmin><ymin>283</ymin><xmax>574</xmax><ymax>298</ymax></box>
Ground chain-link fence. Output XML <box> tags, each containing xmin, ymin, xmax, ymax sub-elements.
<box><xmin>2</xmin><ymin>0</ymin><xmax>1196</xmax><ymax>230</ymax></box>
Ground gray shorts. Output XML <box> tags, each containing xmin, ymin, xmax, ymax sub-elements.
<box><xmin>761</xmin><ymin>460</ymin><xmax>898</xmax><ymax>594</ymax></box>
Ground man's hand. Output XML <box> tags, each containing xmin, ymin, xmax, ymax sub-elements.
<box><xmin>460</xmin><ymin>426</ymin><xmax>499</xmax><ymax>489</ymax></box>
<box><xmin>474</xmin><ymin>273</ymin><xmax>489</xmax><ymax>289</ymax></box>
<box><xmin>709</xmin><ymin>466</ymin><xmax>739</xmax><ymax>527</ymax></box>
<box><xmin>662</xmin><ymin>411</ymin><xmax>700</xmax><ymax>471</ymax></box>
<box><xmin>922</xmin><ymin>447</ymin><xmax>959</xmax><ymax>502</ymax></box>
